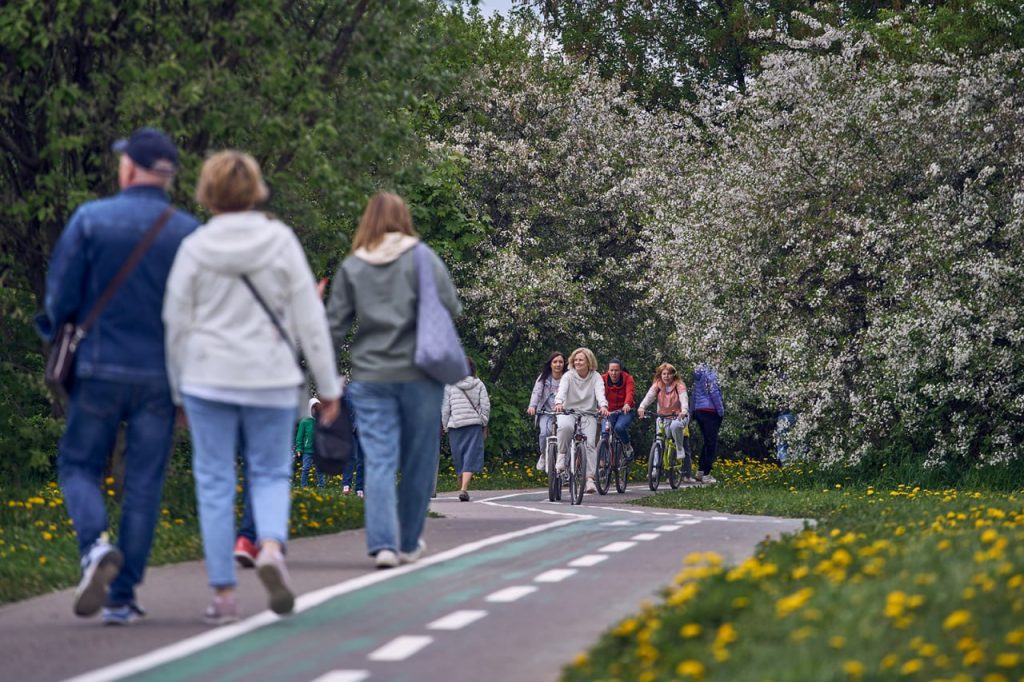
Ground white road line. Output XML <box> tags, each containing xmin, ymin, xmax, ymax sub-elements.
<box><xmin>427</xmin><ymin>610</ymin><xmax>488</xmax><ymax>631</ymax></box>
<box><xmin>588</xmin><ymin>505</ymin><xmax>649</xmax><ymax>515</ymax></box>
<box><xmin>600</xmin><ymin>520</ymin><xmax>635</xmax><ymax>526</ymax></box>
<box><xmin>66</xmin><ymin>517</ymin><xmax>583</xmax><ymax>682</ymax></box>
<box><xmin>675</xmin><ymin>513</ymin><xmax>695</xmax><ymax>517</ymax></box>
<box><xmin>598</xmin><ymin>541</ymin><xmax>637</xmax><ymax>553</ymax></box>
<box><xmin>310</xmin><ymin>671</ymin><xmax>370</xmax><ymax>682</ymax></box>
<box><xmin>480</xmin><ymin>499</ymin><xmax>593</xmax><ymax>519</ymax></box>
<box><xmin>677</xmin><ymin>519</ymin><xmax>703</xmax><ymax>525</ymax></box>
<box><xmin>655</xmin><ymin>525</ymin><xmax>683</xmax><ymax>532</ymax></box>
<box><xmin>486</xmin><ymin>586</ymin><xmax>538</xmax><ymax>602</ymax></box>
<box><xmin>651</xmin><ymin>512</ymin><xmax>673</xmax><ymax>516</ymax></box>
<box><xmin>568</xmin><ymin>554</ymin><xmax>609</xmax><ymax>567</ymax></box>
<box><xmin>368</xmin><ymin>636</ymin><xmax>434</xmax><ymax>662</ymax></box>
<box><xmin>534</xmin><ymin>568</ymin><xmax>578</xmax><ymax>583</ymax></box>
<box><xmin>711</xmin><ymin>516</ymin><xmax>730</xmax><ymax>521</ymax></box>
<box><xmin>631</xmin><ymin>533</ymin><xmax>661</xmax><ymax>541</ymax></box>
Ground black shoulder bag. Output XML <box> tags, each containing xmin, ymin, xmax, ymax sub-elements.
<box><xmin>241</xmin><ymin>275</ymin><xmax>352</xmax><ymax>475</ymax></box>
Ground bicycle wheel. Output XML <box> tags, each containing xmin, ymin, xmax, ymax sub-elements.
<box><xmin>595</xmin><ymin>439</ymin><xmax>612</xmax><ymax>495</ymax></box>
<box><xmin>668</xmin><ymin>441</ymin><xmax>681</xmax><ymax>489</ymax></box>
<box><xmin>615</xmin><ymin>441</ymin><xmax>628</xmax><ymax>494</ymax></box>
<box><xmin>571</xmin><ymin>441</ymin><xmax>586</xmax><ymax>505</ymax></box>
<box><xmin>648</xmin><ymin>441</ymin><xmax>662</xmax><ymax>491</ymax></box>
<box><xmin>547</xmin><ymin>440</ymin><xmax>561</xmax><ymax>502</ymax></box>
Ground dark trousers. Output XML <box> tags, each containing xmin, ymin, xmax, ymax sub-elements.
<box><xmin>59</xmin><ymin>377</ymin><xmax>175</xmax><ymax>607</ymax></box>
<box><xmin>694</xmin><ymin>410</ymin><xmax>723</xmax><ymax>475</ymax></box>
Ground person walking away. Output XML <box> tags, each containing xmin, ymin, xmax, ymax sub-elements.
<box><xmin>692</xmin><ymin>362</ymin><xmax>725</xmax><ymax>483</ymax></box>
<box><xmin>163</xmin><ymin>151</ymin><xmax>340</xmax><ymax>623</ymax></box>
<box><xmin>526</xmin><ymin>351</ymin><xmax>565</xmax><ymax>471</ymax></box>
<box><xmin>296</xmin><ymin>398</ymin><xmax>325</xmax><ymax>487</ymax></box>
<box><xmin>326</xmin><ymin>192</ymin><xmax>461</xmax><ymax>569</ymax></box>
<box><xmin>554</xmin><ymin>347</ymin><xmax>609</xmax><ymax>494</ymax></box>
<box><xmin>35</xmin><ymin>128</ymin><xmax>199</xmax><ymax>624</ymax></box>
<box><xmin>441</xmin><ymin>357</ymin><xmax>490</xmax><ymax>502</ymax></box>
<box><xmin>601</xmin><ymin>358</ymin><xmax>636</xmax><ymax>458</ymax></box>
<box><xmin>341</xmin><ymin>388</ymin><xmax>365</xmax><ymax>497</ymax></box>
<box><xmin>637</xmin><ymin>363</ymin><xmax>691</xmax><ymax>481</ymax></box>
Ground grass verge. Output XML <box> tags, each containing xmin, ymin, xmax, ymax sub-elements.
<box><xmin>564</xmin><ymin>459</ymin><xmax>1024</xmax><ymax>682</ymax></box>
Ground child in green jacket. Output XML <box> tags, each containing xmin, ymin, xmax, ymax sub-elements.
<box><xmin>297</xmin><ymin>398</ymin><xmax>323</xmax><ymax>487</ymax></box>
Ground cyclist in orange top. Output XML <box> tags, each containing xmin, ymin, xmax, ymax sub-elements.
<box><xmin>601</xmin><ymin>358</ymin><xmax>636</xmax><ymax>458</ymax></box>
<box><xmin>637</xmin><ymin>362</ymin><xmax>690</xmax><ymax>476</ymax></box>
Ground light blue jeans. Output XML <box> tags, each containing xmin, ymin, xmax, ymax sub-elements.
<box><xmin>346</xmin><ymin>380</ymin><xmax>443</xmax><ymax>555</ymax></box>
<box><xmin>184</xmin><ymin>395</ymin><xmax>295</xmax><ymax>588</ymax></box>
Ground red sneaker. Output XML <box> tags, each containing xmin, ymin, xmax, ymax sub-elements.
<box><xmin>233</xmin><ymin>537</ymin><xmax>259</xmax><ymax>569</ymax></box>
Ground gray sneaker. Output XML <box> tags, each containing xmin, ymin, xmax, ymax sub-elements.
<box><xmin>703</xmin><ymin>474</ymin><xmax>717</xmax><ymax>484</ymax></box>
<box><xmin>695</xmin><ymin>470</ymin><xmax>704</xmax><ymax>483</ymax></box>
<box><xmin>256</xmin><ymin>550</ymin><xmax>295</xmax><ymax>615</ymax></box>
<box><xmin>400</xmin><ymin>539</ymin><xmax>427</xmax><ymax>565</ymax></box>
<box><xmin>74</xmin><ymin>540</ymin><xmax>123</xmax><ymax>617</ymax></box>
<box><xmin>204</xmin><ymin>594</ymin><xmax>240</xmax><ymax>626</ymax></box>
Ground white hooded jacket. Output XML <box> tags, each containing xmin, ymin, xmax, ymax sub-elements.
<box><xmin>163</xmin><ymin>211</ymin><xmax>340</xmax><ymax>404</ymax></box>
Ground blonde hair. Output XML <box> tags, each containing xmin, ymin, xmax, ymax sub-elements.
<box><xmin>195</xmin><ymin>150</ymin><xmax>269</xmax><ymax>213</ymax></box>
<box><xmin>569</xmin><ymin>347</ymin><xmax>598</xmax><ymax>372</ymax></box>
<box><xmin>653</xmin><ymin>362</ymin><xmax>677</xmax><ymax>385</ymax></box>
<box><xmin>351</xmin><ymin>192</ymin><xmax>419</xmax><ymax>253</ymax></box>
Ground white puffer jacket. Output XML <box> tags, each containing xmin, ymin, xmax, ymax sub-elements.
<box><xmin>442</xmin><ymin>377</ymin><xmax>490</xmax><ymax>429</ymax></box>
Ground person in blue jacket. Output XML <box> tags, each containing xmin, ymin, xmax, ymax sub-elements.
<box><xmin>36</xmin><ymin>128</ymin><xmax>199</xmax><ymax>624</ymax></box>
<box><xmin>692</xmin><ymin>362</ymin><xmax>725</xmax><ymax>484</ymax></box>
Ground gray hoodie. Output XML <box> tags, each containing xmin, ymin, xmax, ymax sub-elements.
<box><xmin>327</xmin><ymin>233</ymin><xmax>462</xmax><ymax>382</ymax></box>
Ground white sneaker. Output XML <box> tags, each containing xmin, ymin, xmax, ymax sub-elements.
<box><xmin>585</xmin><ymin>478</ymin><xmax>597</xmax><ymax>494</ymax></box>
<box><xmin>375</xmin><ymin>549</ymin><xmax>400</xmax><ymax>569</ymax></box>
<box><xmin>703</xmin><ymin>474</ymin><xmax>717</xmax><ymax>484</ymax></box>
<box><xmin>74</xmin><ymin>539</ymin><xmax>123</xmax><ymax>617</ymax></box>
<box><xmin>356</xmin><ymin>490</ymin><xmax>364</xmax><ymax>498</ymax></box>
<box><xmin>536</xmin><ymin>455</ymin><xmax>545</xmax><ymax>471</ymax></box>
<box><xmin>400</xmin><ymin>539</ymin><xmax>427</xmax><ymax>564</ymax></box>
<box><xmin>695</xmin><ymin>470</ymin><xmax>704</xmax><ymax>482</ymax></box>
<box><xmin>342</xmin><ymin>485</ymin><xmax>351</xmax><ymax>494</ymax></box>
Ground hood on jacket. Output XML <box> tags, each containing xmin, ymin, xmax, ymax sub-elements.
<box><xmin>308</xmin><ymin>397</ymin><xmax>321</xmax><ymax>418</ymax></box>
<box><xmin>454</xmin><ymin>376</ymin><xmax>479</xmax><ymax>391</ymax></box>
<box><xmin>188</xmin><ymin>211</ymin><xmax>296</xmax><ymax>275</ymax></box>
<box><xmin>354</xmin><ymin>232</ymin><xmax>419</xmax><ymax>265</ymax></box>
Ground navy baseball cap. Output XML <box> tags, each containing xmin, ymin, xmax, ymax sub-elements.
<box><xmin>111</xmin><ymin>128</ymin><xmax>179</xmax><ymax>175</ymax></box>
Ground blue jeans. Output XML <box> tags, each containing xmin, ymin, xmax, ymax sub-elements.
<box><xmin>347</xmin><ymin>380</ymin><xmax>443</xmax><ymax>555</ymax></box>
<box><xmin>58</xmin><ymin>377</ymin><xmax>175</xmax><ymax>607</ymax></box>
<box><xmin>342</xmin><ymin>432</ymin><xmax>364</xmax><ymax>490</ymax></box>
<box><xmin>300</xmin><ymin>451</ymin><xmax>325</xmax><ymax>488</ymax></box>
<box><xmin>606</xmin><ymin>410</ymin><xmax>635</xmax><ymax>445</ymax></box>
<box><xmin>184</xmin><ymin>395</ymin><xmax>295</xmax><ymax>589</ymax></box>
<box><xmin>237</xmin><ymin>451</ymin><xmax>256</xmax><ymax>542</ymax></box>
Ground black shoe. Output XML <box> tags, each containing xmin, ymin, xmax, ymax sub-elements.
<box><xmin>458</xmin><ymin>490</ymin><xmax>470</xmax><ymax>502</ymax></box>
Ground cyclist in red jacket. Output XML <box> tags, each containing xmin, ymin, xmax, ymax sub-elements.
<box><xmin>601</xmin><ymin>358</ymin><xmax>636</xmax><ymax>457</ymax></box>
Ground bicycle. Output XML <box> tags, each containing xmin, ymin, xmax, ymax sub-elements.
<box><xmin>548</xmin><ymin>409</ymin><xmax>598</xmax><ymax>505</ymax></box>
<box><xmin>643</xmin><ymin>413</ymin><xmax>691</xmax><ymax>491</ymax></box>
<box><xmin>595</xmin><ymin>410</ymin><xmax>631</xmax><ymax>495</ymax></box>
<box><xmin>536</xmin><ymin>410</ymin><xmax>561</xmax><ymax>502</ymax></box>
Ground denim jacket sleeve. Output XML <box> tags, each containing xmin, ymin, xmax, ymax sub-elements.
<box><xmin>36</xmin><ymin>209</ymin><xmax>88</xmax><ymax>341</ymax></box>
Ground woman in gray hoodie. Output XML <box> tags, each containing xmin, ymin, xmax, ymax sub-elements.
<box><xmin>327</xmin><ymin>192</ymin><xmax>461</xmax><ymax>569</ymax></box>
<box><xmin>554</xmin><ymin>347</ymin><xmax>609</xmax><ymax>494</ymax></box>
<box><xmin>441</xmin><ymin>357</ymin><xmax>490</xmax><ymax>502</ymax></box>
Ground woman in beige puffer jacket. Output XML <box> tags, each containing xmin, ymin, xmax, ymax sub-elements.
<box><xmin>441</xmin><ymin>357</ymin><xmax>490</xmax><ymax>501</ymax></box>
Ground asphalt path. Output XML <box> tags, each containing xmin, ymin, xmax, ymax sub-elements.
<box><xmin>0</xmin><ymin>486</ymin><xmax>804</xmax><ymax>682</ymax></box>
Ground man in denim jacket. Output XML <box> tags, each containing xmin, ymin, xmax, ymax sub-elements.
<box><xmin>36</xmin><ymin>128</ymin><xmax>198</xmax><ymax>624</ymax></box>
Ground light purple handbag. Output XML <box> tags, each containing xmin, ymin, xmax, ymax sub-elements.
<box><xmin>414</xmin><ymin>242</ymin><xmax>469</xmax><ymax>384</ymax></box>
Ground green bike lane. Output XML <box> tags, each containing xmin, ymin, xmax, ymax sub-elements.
<box><xmin>65</xmin><ymin>491</ymin><xmax>803</xmax><ymax>682</ymax></box>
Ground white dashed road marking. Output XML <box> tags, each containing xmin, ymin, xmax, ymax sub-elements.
<box><xmin>677</xmin><ymin>519</ymin><xmax>702</xmax><ymax>525</ymax></box>
<box><xmin>600</xmin><ymin>520</ymin><xmax>635</xmax><ymax>526</ymax></box>
<box><xmin>631</xmin><ymin>533</ymin><xmax>661</xmax><ymax>541</ymax></box>
<box><xmin>534</xmin><ymin>569</ymin><xmax>578</xmax><ymax>583</ymax></box>
<box><xmin>426</xmin><ymin>610</ymin><xmax>488</xmax><ymax>631</ymax></box>
<box><xmin>711</xmin><ymin>516</ymin><xmax>730</xmax><ymax>521</ymax></box>
<box><xmin>568</xmin><ymin>554</ymin><xmax>609</xmax><ymax>567</ymax></box>
<box><xmin>485</xmin><ymin>586</ymin><xmax>539</xmax><ymax>603</ymax></box>
<box><xmin>655</xmin><ymin>525</ymin><xmax>683</xmax><ymax>532</ymax></box>
<box><xmin>368</xmin><ymin>636</ymin><xmax>433</xmax><ymax>662</ymax></box>
<box><xmin>309</xmin><ymin>671</ymin><xmax>370</xmax><ymax>682</ymax></box>
<box><xmin>597</xmin><ymin>541</ymin><xmax>637</xmax><ymax>553</ymax></box>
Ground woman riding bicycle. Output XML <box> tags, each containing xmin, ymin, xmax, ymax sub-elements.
<box><xmin>637</xmin><ymin>363</ymin><xmax>690</xmax><ymax>481</ymax></box>
<box><xmin>527</xmin><ymin>351</ymin><xmax>566</xmax><ymax>471</ymax></box>
<box><xmin>554</xmin><ymin>347</ymin><xmax>609</xmax><ymax>494</ymax></box>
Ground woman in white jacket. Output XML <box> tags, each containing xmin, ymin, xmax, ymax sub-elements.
<box><xmin>554</xmin><ymin>347</ymin><xmax>609</xmax><ymax>494</ymax></box>
<box><xmin>163</xmin><ymin>151</ymin><xmax>340</xmax><ymax>625</ymax></box>
<box><xmin>441</xmin><ymin>357</ymin><xmax>490</xmax><ymax>502</ymax></box>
